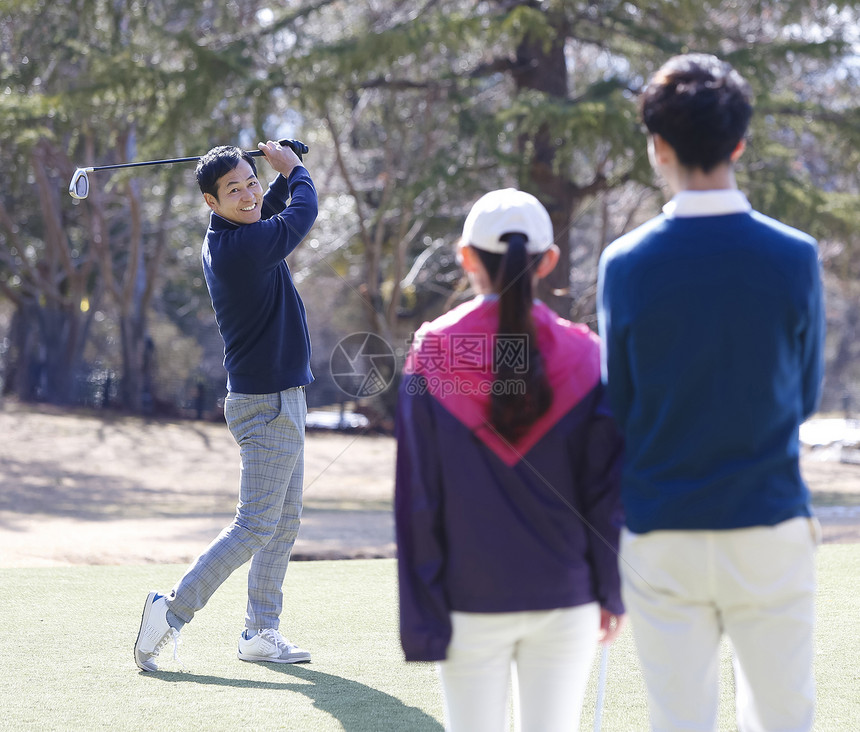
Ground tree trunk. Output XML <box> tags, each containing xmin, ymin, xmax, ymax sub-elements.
<box><xmin>119</xmin><ymin>311</ymin><xmax>148</xmax><ymax>413</ymax></box>
<box><xmin>39</xmin><ymin>304</ymin><xmax>81</xmax><ymax>405</ymax></box>
<box><xmin>512</xmin><ymin>9</ymin><xmax>575</xmax><ymax>318</ymax></box>
<box><xmin>3</xmin><ymin>299</ymin><xmax>92</xmax><ymax>405</ymax></box>
<box><xmin>4</xmin><ymin>304</ymin><xmax>40</xmax><ymax>401</ymax></box>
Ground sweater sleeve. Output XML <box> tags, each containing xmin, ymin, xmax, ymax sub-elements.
<box><xmin>252</xmin><ymin>167</ymin><xmax>318</xmax><ymax>266</ymax></box>
<box><xmin>801</xmin><ymin>247</ymin><xmax>825</xmax><ymax>419</ymax></box>
<box><xmin>597</xmin><ymin>249</ymin><xmax>631</xmax><ymax>431</ymax></box>
<box><xmin>260</xmin><ymin>171</ymin><xmax>292</xmax><ymax>219</ymax></box>
<box><xmin>277</xmin><ymin>167</ymin><xmax>318</xmax><ymax>253</ymax></box>
<box><xmin>394</xmin><ymin>373</ymin><xmax>451</xmax><ymax>662</ymax></box>
<box><xmin>577</xmin><ymin>384</ymin><xmax>625</xmax><ymax>616</ymax></box>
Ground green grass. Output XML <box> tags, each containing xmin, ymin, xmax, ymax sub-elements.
<box><xmin>0</xmin><ymin>547</ymin><xmax>857</xmax><ymax>731</ymax></box>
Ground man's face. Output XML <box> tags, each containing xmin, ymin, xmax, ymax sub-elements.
<box><xmin>203</xmin><ymin>160</ymin><xmax>264</xmax><ymax>225</ymax></box>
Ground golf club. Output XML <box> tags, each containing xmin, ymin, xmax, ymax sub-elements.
<box><xmin>594</xmin><ymin>644</ymin><xmax>609</xmax><ymax>732</ymax></box>
<box><xmin>69</xmin><ymin>138</ymin><xmax>308</xmax><ymax>200</ymax></box>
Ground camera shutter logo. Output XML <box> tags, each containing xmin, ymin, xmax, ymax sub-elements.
<box><xmin>330</xmin><ymin>333</ymin><xmax>397</xmax><ymax>398</ymax></box>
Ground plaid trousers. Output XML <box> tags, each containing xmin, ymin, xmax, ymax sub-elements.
<box><xmin>168</xmin><ymin>387</ymin><xmax>306</xmax><ymax>631</ymax></box>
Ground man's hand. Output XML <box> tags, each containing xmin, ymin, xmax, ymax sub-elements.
<box><xmin>257</xmin><ymin>140</ymin><xmax>303</xmax><ymax>178</ymax></box>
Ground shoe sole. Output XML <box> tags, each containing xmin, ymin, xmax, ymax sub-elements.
<box><xmin>134</xmin><ymin>591</ymin><xmax>160</xmax><ymax>672</ymax></box>
<box><xmin>237</xmin><ymin>652</ymin><xmax>311</xmax><ymax>664</ymax></box>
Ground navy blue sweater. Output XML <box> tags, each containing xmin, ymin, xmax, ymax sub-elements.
<box><xmin>598</xmin><ymin>203</ymin><xmax>825</xmax><ymax>533</ymax></box>
<box><xmin>202</xmin><ymin>167</ymin><xmax>318</xmax><ymax>394</ymax></box>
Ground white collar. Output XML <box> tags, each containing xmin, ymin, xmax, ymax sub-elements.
<box><xmin>663</xmin><ymin>189</ymin><xmax>752</xmax><ymax>219</ymax></box>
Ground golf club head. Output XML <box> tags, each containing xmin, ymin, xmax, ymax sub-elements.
<box><xmin>69</xmin><ymin>168</ymin><xmax>90</xmax><ymax>199</ymax></box>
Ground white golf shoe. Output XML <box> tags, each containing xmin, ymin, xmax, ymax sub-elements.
<box><xmin>237</xmin><ymin>628</ymin><xmax>311</xmax><ymax>664</ymax></box>
<box><xmin>134</xmin><ymin>591</ymin><xmax>181</xmax><ymax>672</ymax></box>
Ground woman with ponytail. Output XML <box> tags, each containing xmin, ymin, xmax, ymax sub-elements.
<box><xmin>395</xmin><ymin>189</ymin><xmax>625</xmax><ymax>731</ymax></box>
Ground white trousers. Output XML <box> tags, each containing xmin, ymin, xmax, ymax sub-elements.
<box><xmin>438</xmin><ymin>603</ymin><xmax>600</xmax><ymax>732</ymax></box>
<box><xmin>620</xmin><ymin>517</ymin><xmax>819</xmax><ymax>732</ymax></box>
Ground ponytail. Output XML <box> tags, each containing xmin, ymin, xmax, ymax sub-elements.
<box><xmin>475</xmin><ymin>234</ymin><xmax>553</xmax><ymax>441</ymax></box>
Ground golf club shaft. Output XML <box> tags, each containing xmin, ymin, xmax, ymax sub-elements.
<box><xmin>85</xmin><ymin>156</ymin><xmax>200</xmax><ymax>172</ymax></box>
<box><xmin>83</xmin><ymin>139</ymin><xmax>305</xmax><ymax>172</ymax></box>
<box><xmin>594</xmin><ymin>644</ymin><xmax>609</xmax><ymax>732</ymax></box>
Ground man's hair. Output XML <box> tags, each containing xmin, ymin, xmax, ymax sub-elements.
<box><xmin>640</xmin><ymin>53</ymin><xmax>753</xmax><ymax>173</ymax></box>
<box><xmin>195</xmin><ymin>146</ymin><xmax>257</xmax><ymax>198</ymax></box>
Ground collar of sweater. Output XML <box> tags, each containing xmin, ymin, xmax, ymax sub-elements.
<box><xmin>663</xmin><ymin>189</ymin><xmax>752</xmax><ymax>219</ymax></box>
<box><xmin>209</xmin><ymin>212</ymin><xmax>242</xmax><ymax>230</ymax></box>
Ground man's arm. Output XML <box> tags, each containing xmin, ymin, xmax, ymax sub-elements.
<box><xmin>597</xmin><ymin>250</ymin><xmax>632</xmax><ymax>431</ymax></box>
<box><xmin>250</xmin><ymin>145</ymin><xmax>318</xmax><ymax>265</ymax></box>
<box><xmin>801</xmin><ymin>246</ymin><xmax>826</xmax><ymax>419</ymax></box>
<box><xmin>258</xmin><ymin>140</ymin><xmax>309</xmax><ymax>221</ymax></box>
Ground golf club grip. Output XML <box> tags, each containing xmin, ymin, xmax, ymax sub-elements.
<box><xmin>249</xmin><ymin>139</ymin><xmax>307</xmax><ymax>161</ymax></box>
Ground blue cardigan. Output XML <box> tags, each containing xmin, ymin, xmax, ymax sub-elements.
<box><xmin>395</xmin><ymin>298</ymin><xmax>624</xmax><ymax>662</ymax></box>
<box><xmin>202</xmin><ymin>167</ymin><xmax>318</xmax><ymax>394</ymax></box>
<box><xmin>598</xmin><ymin>205</ymin><xmax>825</xmax><ymax>533</ymax></box>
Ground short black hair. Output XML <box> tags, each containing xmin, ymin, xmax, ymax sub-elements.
<box><xmin>640</xmin><ymin>53</ymin><xmax>753</xmax><ymax>173</ymax></box>
<box><xmin>195</xmin><ymin>146</ymin><xmax>257</xmax><ymax>198</ymax></box>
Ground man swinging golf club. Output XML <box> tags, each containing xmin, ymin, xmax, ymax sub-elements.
<box><xmin>134</xmin><ymin>139</ymin><xmax>318</xmax><ymax>671</ymax></box>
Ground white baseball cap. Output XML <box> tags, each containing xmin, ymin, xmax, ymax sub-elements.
<box><xmin>461</xmin><ymin>188</ymin><xmax>554</xmax><ymax>255</ymax></box>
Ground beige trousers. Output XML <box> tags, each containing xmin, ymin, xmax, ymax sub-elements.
<box><xmin>620</xmin><ymin>517</ymin><xmax>819</xmax><ymax>732</ymax></box>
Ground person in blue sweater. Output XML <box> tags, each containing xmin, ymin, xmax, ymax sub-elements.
<box><xmin>134</xmin><ymin>140</ymin><xmax>318</xmax><ymax>671</ymax></box>
<box><xmin>396</xmin><ymin>189</ymin><xmax>625</xmax><ymax>731</ymax></box>
<box><xmin>597</xmin><ymin>54</ymin><xmax>825</xmax><ymax>731</ymax></box>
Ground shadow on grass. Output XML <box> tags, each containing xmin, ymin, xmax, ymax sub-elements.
<box><xmin>147</xmin><ymin>663</ymin><xmax>443</xmax><ymax>731</ymax></box>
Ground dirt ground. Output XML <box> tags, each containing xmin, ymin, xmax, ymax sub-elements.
<box><xmin>0</xmin><ymin>401</ymin><xmax>857</xmax><ymax>568</ymax></box>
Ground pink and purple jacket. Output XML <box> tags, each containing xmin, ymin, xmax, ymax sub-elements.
<box><xmin>394</xmin><ymin>296</ymin><xmax>624</xmax><ymax>662</ymax></box>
